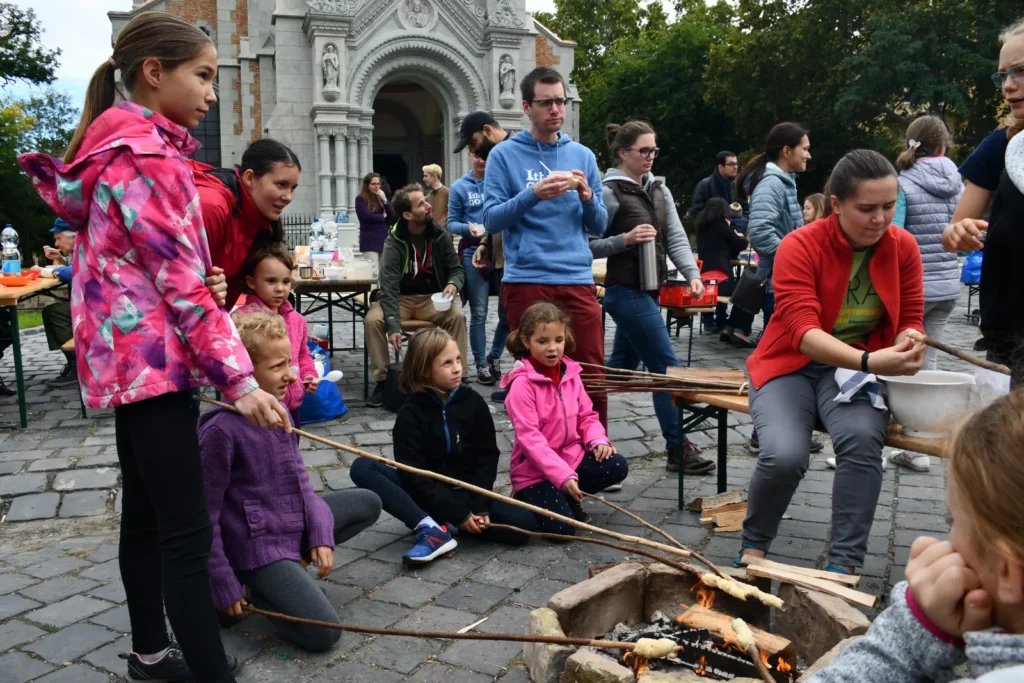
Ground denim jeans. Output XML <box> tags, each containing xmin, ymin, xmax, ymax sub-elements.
<box><xmin>603</xmin><ymin>285</ymin><xmax>682</xmax><ymax>448</ymax></box>
<box><xmin>489</xmin><ymin>269</ymin><xmax>510</xmax><ymax>361</ymax></box>
<box><xmin>463</xmin><ymin>251</ymin><xmax>490</xmax><ymax>369</ymax></box>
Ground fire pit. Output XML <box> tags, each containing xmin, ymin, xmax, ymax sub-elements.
<box><xmin>523</xmin><ymin>561</ymin><xmax>872</xmax><ymax>683</ymax></box>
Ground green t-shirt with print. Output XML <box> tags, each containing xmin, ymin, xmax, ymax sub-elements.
<box><xmin>832</xmin><ymin>248</ymin><xmax>883</xmax><ymax>346</ymax></box>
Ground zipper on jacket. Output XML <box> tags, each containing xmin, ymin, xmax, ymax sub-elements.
<box><xmin>557</xmin><ymin>389</ymin><xmax>568</xmax><ymax>445</ymax></box>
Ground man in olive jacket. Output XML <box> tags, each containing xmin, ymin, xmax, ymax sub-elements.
<box><xmin>365</xmin><ymin>184</ymin><xmax>468</xmax><ymax>407</ymax></box>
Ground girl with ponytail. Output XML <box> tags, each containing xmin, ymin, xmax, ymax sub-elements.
<box><xmin>18</xmin><ymin>12</ymin><xmax>289</xmax><ymax>683</ymax></box>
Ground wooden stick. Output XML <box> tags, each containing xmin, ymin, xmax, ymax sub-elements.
<box><xmin>744</xmin><ymin>643</ymin><xmax>776</xmax><ymax>683</ymax></box>
<box><xmin>744</xmin><ymin>557</ymin><xmax>861</xmax><ymax>587</ymax></box>
<box><xmin>581</xmin><ymin>493</ymin><xmax>727</xmax><ymax>579</ymax></box>
<box><xmin>243</xmin><ymin>605</ymin><xmax>639</xmax><ymax>650</ymax></box>
<box><xmin>581</xmin><ymin>363</ymin><xmax>745</xmax><ymax>386</ymax></box>
<box><xmin>745</xmin><ymin>565</ymin><xmax>877</xmax><ymax>608</ymax></box>
<box><xmin>905</xmin><ymin>330</ymin><xmax>1011</xmax><ymax>375</ymax></box>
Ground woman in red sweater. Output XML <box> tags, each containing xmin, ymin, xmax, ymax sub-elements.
<box><xmin>193</xmin><ymin>139</ymin><xmax>301</xmax><ymax>309</ymax></box>
<box><xmin>739</xmin><ymin>150</ymin><xmax>926</xmax><ymax>575</ymax></box>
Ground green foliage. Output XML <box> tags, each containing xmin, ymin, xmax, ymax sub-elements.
<box><xmin>0</xmin><ymin>3</ymin><xmax>60</xmax><ymax>86</ymax></box>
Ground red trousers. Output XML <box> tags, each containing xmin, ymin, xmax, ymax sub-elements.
<box><xmin>502</xmin><ymin>283</ymin><xmax>607</xmax><ymax>427</ymax></box>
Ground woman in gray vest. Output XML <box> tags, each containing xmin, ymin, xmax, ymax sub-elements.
<box><xmin>592</xmin><ymin>121</ymin><xmax>715</xmax><ymax>475</ymax></box>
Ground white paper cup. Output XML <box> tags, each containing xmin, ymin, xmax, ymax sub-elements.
<box><xmin>431</xmin><ymin>292</ymin><xmax>452</xmax><ymax>311</ymax></box>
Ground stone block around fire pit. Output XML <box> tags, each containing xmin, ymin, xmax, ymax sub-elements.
<box><xmin>525</xmin><ymin>608</ymin><xmax>576</xmax><ymax>683</ymax></box>
<box><xmin>548</xmin><ymin>562</ymin><xmax>647</xmax><ymax>639</ymax></box>
<box><xmin>560</xmin><ymin>649</ymin><xmax>635</xmax><ymax>683</ymax></box>
<box><xmin>775</xmin><ymin>585</ymin><xmax>869</xmax><ymax>663</ymax></box>
<box><xmin>798</xmin><ymin>636</ymin><xmax>861</xmax><ymax>680</ymax></box>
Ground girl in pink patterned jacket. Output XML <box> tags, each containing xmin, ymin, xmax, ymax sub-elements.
<box><xmin>18</xmin><ymin>13</ymin><xmax>287</xmax><ymax>683</ymax></box>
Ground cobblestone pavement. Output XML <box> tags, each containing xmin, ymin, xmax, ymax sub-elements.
<box><xmin>0</xmin><ymin>289</ymin><xmax>979</xmax><ymax>682</ymax></box>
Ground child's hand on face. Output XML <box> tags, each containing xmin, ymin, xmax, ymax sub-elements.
<box><xmin>593</xmin><ymin>444</ymin><xmax>616</xmax><ymax>462</ymax></box>
<box><xmin>303</xmin><ymin>376</ymin><xmax>320</xmax><ymax>394</ymax></box>
<box><xmin>310</xmin><ymin>546</ymin><xmax>334</xmax><ymax>578</ymax></box>
<box><xmin>906</xmin><ymin>537</ymin><xmax>992</xmax><ymax>637</ymax></box>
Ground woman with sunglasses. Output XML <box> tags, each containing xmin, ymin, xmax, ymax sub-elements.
<box><xmin>943</xmin><ymin>17</ymin><xmax>1024</xmax><ymax>386</ymax></box>
<box><xmin>592</xmin><ymin>120</ymin><xmax>716</xmax><ymax>475</ymax></box>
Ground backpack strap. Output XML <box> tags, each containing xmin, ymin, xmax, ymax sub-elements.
<box><xmin>204</xmin><ymin>167</ymin><xmax>244</xmax><ymax>217</ymax></box>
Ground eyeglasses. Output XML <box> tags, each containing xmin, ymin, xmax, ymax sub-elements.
<box><xmin>991</xmin><ymin>63</ymin><xmax>1024</xmax><ymax>87</ymax></box>
<box><xmin>529</xmin><ymin>97</ymin><xmax>569</xmax><ymax>109</ymax></box>
<box><xmin>625</xmin><ymin>147</ymin><xmax>660</xmax><ymax>159</ymax></box>
<box><xmin>723</xmin><ymin>161</ymin><xmax>739</xmax><ymax>167</ymax></box>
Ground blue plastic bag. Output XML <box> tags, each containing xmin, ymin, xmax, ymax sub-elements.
<box><xmin>299</xmin><ymin>342</ymin><xmax>348</xmax><ymax>424</ymax></box>
<box><xmin>961</xmin><ymin>251</ymin><xmax>983</xmax><ymax>285</ymax></box>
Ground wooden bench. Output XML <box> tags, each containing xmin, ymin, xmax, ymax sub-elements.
<box><xmin>667</xmin><ymin>367</ymin><xmax>949</xmax><ymax>509</ymax></box>
<box><xmin>61</xmin><ymin>340</ymin><xmax>87</xmax><ymax>419</ymax></box>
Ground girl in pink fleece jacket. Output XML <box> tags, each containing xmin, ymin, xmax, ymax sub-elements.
<box><xmin>503</xmin><ymin>302</ymin><xmax>627</xmax><ymax>535</ymax></box>
<box><xmin>235</xmin><ymin>242</ymin><xmax>318</xmax><ymax>426</ymax></box>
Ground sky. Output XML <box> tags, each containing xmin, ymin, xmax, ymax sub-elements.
<box><xmin>2</xmin><ymin>0</ymin><xmax>573</xmax><ymax>105</ymax></box>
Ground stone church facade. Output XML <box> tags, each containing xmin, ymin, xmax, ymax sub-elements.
<box><xmin>109</xmin><ymin>0</ymin><xmax>578</xmax><ymax>246</ymax></box>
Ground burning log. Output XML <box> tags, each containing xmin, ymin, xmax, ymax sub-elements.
<box><xmin>677</xmin><ymin>605</ymin><xmax>797</xmax><ymax>669</ymax></box>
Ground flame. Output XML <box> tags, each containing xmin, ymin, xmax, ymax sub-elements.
<box><xmin>689</xmin><ymin>580</ymin><xmax>717</xmax><ymax>610</ymax></box>
<box><xmin>776</xmin><ymin>656</ymin><xmax>793</xmax><ymax>674</ymax></box>
<box><xmin>695</xmin><ymin>655</ymin><xmax>708</xmax><ymax>676</ymax></box>
<box><xmin>622</xmin><ymin>652</ymin><xmax>649</xmax><ymax>675</ymax></box>
<box><xmin>761</xmin><ymin>650</ymin><xmax>772</xmax><ymax>669</ymax></box>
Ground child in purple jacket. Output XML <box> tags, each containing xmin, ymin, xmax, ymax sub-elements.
<box><xmin>199</xmin><ymin>311</ymin><xmax>382</xmax><ymax>651</ymax></box>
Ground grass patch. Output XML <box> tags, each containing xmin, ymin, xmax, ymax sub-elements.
<box><xmin>17</xmin><ymin>310</ymin><xmax>42</xmax><ymax>329</ymax></box>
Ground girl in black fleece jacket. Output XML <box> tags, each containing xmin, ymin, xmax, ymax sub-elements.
<box><xmin>350</xmin><ymin>328</ymin><xmax>535</xmax><ymax>566</ymax></box>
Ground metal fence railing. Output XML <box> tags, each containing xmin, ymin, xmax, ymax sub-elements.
<box><xmin>281</xmin><ymin>213</ymin><xmax>316</xmax><ymax>250</ymax></box>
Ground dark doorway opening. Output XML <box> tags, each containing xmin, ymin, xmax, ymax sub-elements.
<box><xmin>373</xmin><ymin>154</ymin><xmax>409</xmax><ymax>192</ymax></box>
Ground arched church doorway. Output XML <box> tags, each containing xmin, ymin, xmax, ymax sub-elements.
<box><xmin>371</xmin><ymin>81</ymin><xmax>445</xmax><ymax>191</ymax></box>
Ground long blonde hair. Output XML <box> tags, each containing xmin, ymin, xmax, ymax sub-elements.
<box><xmin>64</xmin><ymin>14</ymin><xmax>213</xmax><ymax>163</ymax></box>
<box><xmin>400</xmin><ymin>328</ymin><xmax>456</xmax><ymax>394</ymax></box>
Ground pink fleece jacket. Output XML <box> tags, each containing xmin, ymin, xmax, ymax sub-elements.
<box><xmin>502</xmin><ymin>356</ymin><xmax>611</xmax><ymax>492</ymax></box>
<box><xmin>235</xmin><ymin>297</ymin><xmax>316</xmax><ymax>411</ymax></box>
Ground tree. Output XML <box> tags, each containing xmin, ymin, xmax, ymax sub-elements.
<box><xmin>0</xmin><ymin>3</ymin><xmax>60</xmax><ymax>86</ymax></box>
<box><xmin>19</xmin><ymin>89</ymin><xmax>77</xmax><ymax>156</ymax></box>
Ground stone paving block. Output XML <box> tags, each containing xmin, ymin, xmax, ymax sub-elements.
<box><xmin>3</xmin><ymin>549</ymin><xmax>49</xmax><ymax>568</ymax></box>
<box><xmin>23</xmin><ymin>622</ymin><xmax>119</xmax><ymax>663</ymax></box>
<box><xmin>20</xmin><ymin>575</ymin><xmax>100</xmax><ymax>604</ymax></box>
<box><xmin>0</xmin><ymin>593</ymin><xmax>41</xmax><ymax>620</ymax></box>
<box><xmin>319</xmin><ymin>581</ymin><xmax>363</xmax><ymax>609</ymax></box>
<box><xmin>896</xmin><ymin>512</ymin><xmax>950</xmax><ymax>533</ymax></box>
<box><xmin>327</xmin><ymin>558</ymin><xmax>401</xmax><ymax>588</ymax></box>
<box><xmin>0</xmin><ymin>460</ymin><xmax>24</xmax><ymax>474</ymax></box>
<box><xmin>24</xmin><ymin>594</ymin><xmax>114</xmax><ymax>628</ymax></box>
<box><xmin>80</xmin><ymin>559</ymin><xmax>121</xmax><ymax>582</ymax></box>
<box><xmin>335</xmin><ymin>598</ymin><xmax>412</xmax><ymax>629</ymax></box>
<box><xmin>32</xmin><ymin>664</ymin><xmax>112</xmax><ymax>683</ymax></box>
<box><xmin>443</xmin><ymin>538</ymin><xmax>503</xmax><ymax>567</ymax></box>
<box><xmin>27</xmin><ymin>457</ymin><xmax>72</xmax><ymax>472</ymax></box>
<box><xmin>391</xmin><ymin>604</ymin><xmax>480</xmax><ymax>635</ymax></box>
<box><xmin>77</xmin><ymin>453</ymin><xmax>121</xmax><ymax>468</ymax></box>
<box><xmin>896</xmin><ymin>485</ymin><xmax>945</xmax><ymax>501</ymax></box>
<box><xmin>39</xmin><ymin>438</ymin><xmax>84</xmax><ymax>449</ymax></box>
<box><xmin>87</xmin><ymin>544</ymin><xmax>120</xmax><ymax>564</ymax></box>
<box><xmin>895</xmin><ymin>528</ymin><xmax>947</xmax><ymax>548</ymax></box>
<box><xmin>435</xmin><ymin>580</ymin><xmax>512</xmax><ymax>612</ymax></box>
<box><xmin>89</xmin><ymin>580</ymin><xmax>126</xmax><ymax>604</ymax></box>
<box><xmin>81</xmin><ymin>634</ymin><xmax>131</xmax><ymax>675</ymax></box>
<box><xmin>53</xmin><ymin>468</ymin><xmax>118</xmax><ymax>491</ymax></box>
<box><xmin>607</xmin><ymin>421</ymin><xmax>644</xmax><ymax>441</ymax></box>
<box><xmin>309</xmin><ymin>662</ymin><xmax>403</xmax><ymax>683</ymax></box>
<box><xmin>351</xmin><ymin>634</ymin><xmax>440</xmax><ymax>674</ymax></box>
<box><xmin>322</xmin><ymin>468</ymin><xmax>355</xmax><ymax>490</ymax></box>
<box><xmin>5</xmin><ymin>492</ymin><xmax>60</xmax><ymax>521</ymax></box>
<box><xmin>0</xmin><ymin>619</ymin><xmax>46</xmax><ymax>651</ymax></box>
<box><xmin>370</xmin><ymin>576</ymin><xmax>447</xmax><ymax>608</ymax></box>
<box><xmin>353</xmin><ymin>432</ymin><xmax>392</xmax><ymax>446</ymax></box>
<box><xmin>22</xmin><ymin>555</ymin><xmax>91</xmax><ymax>580</ymax></box>
<box><xmin>468</xmin><ymin>558</ymin><xmax>540</xmax><ymax>589</ymax></box>
<box><xmin>59</xmin><ymin>491</ymin><xmax>110</xmax><ymax>518</ymax></box>
<box><xmin>220</xmin><ymin>629</ymin><xmax>267</xmax><ymax>663</ymax></box>
<box><xmin>405</xmin><ymin>663</ymin><xmax>492</xmax><ymax>682</ymax></box>
<box><xmin>614</xmin><ymin>439</ymin><xmax>649</xmax><ymax>459</ymax></box>
<box><xmin>90</xmin><ymin>604</ymin><xmax>131</xmax><ymax>632</ymax></box>
<box><xmin>896</xmin><ymin>497</ymin><xmax>946</xmax><ymax>515</ymax></box>
<box><xmin>400</xmin><ymin>557</ymin><xmax>477</xmax><ymax>586</ymax></box>
<box><xmin>542</xmin><ymin>559</ymin><xmax>590</xmax><ymax>585</ymax></box>
<box><xmin>511</xmin><ymin>578</ymin><xmax>572</xmax><ymax>608</ymax></box>
<box><xmin>301</xmin><ymin>451</ymin><xmax>339</xmax><ymax>468</ymax></box>
<box><xmin>345</xmin><ymin>530</ymin><xmax>403</xmax><ymax>553</ymax></box>
<box><xmin>438</xmin><ymin>605</ymin><xmax>530</xmax><ymax>675</ymax></box>
<box><xmin>0</xmin><ymin>651</ymin><xmax>55</xmax><ymax>683</ymax></box>
<box><xmin>861</xmin><ymin>554</ymin><xmax>889</xmax><ymax>578</ymax></box>
<box><xmin>495</xmin><ymin>543</ymin><xmax>566</xmax><ymax>569</ymax></box>
<box><xmin>0</xmin><ymin>473</ymin><xmax>47</xmax><ymax>495</ymax></box>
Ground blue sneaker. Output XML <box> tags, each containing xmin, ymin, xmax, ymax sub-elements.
<box><xmin>824</xmin><ymin>564</ymin><xmax>854</xmax><ymax>575</ymax></box>
<box><xmin>403</xmin><ymin>525</ymin><xmax>457</xmax><ymax>566</ymax></box>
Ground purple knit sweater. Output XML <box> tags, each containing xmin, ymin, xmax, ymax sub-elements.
<box><xmin>198</xmin><ymin>407</ymin><xmax>334</xmax><ymax>609</ymax></box>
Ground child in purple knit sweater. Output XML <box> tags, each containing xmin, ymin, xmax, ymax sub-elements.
<box><xmin>200</xmin><ymin>311</ymin><xmax>382</xmax><ymax>651</ymax></box>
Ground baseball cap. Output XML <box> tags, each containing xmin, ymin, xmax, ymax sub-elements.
<box><xmin>50</xmin><ymin>218</ymin><xmax>73</xmax><ymax>234</ymax></box>
<box><xmin>453</xmin><ymin>111</ymin><xmax>498</xmax><ymax>153</ymax></box>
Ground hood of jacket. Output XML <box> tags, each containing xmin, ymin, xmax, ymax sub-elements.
<box><xmin>18</xmin><ymin>101</ymin><xmax>199</xmax><ymax>232</ymax></box>
<box><xmin>899</xmin><ymin>156</ymin><xmax>963</xmax><ymax>198</ymax></box>
<box><xmin>456</xmin><ymin>170</ymin><xmax>485</xmax><ymax>192</ymax></box>
<box><xmin>500</xmin><ymin>356</ymin><xmax>583</xmax><ymax>389</ymax></box>
<box><xmin>602</xmin><ymin>167</ymin><xmax>658</xmax><ymax>192</ymax></box>
<box><xmin>391</xmin><ymin>216</ymin><xmax>445</xmax><ymax>243</ymax></box>
<box><xmin>762</xmin><ymin>161</ymin><xmax>797</xmax><ymax>191</ymax></box>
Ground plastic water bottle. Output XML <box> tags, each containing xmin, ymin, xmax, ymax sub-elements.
<box><xmin>1</xmin><ymin>225</ymin><xmax>20</xmax><ymax>276</ymax></box>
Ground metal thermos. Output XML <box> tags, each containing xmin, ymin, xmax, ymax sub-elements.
<box><xmin>638</xmin><ymin>240</ymin><xmax>658</xmax><ymax>291</ymax></box>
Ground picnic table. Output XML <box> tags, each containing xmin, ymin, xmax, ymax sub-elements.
<box><xmin>669</xmin><ymin>367</ymin><xmax>949</xmax><ymax>510</ymax></box>
<box><xmin>0</xmin><ymin>277</ymin><xmax>68</xmax><ymax>428</ymax></box>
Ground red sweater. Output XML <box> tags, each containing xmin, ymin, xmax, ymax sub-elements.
<box><xmin>190</xmin><ymin>162</ymin><xmax>274</xmax><ymax>309</ymax></box>
<box><xmin>746</xmin><ymin>214</ymin><xmax>924</xmax><ymax>389</ymax></box>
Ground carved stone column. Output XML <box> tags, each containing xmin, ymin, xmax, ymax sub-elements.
<box><xmin>358</xmin><ymin>130</ymin><xmax>370</xmax><ymax>184</ymax></box>
<box><xmin>346</xmin><ymin>133</ymin><xmax>359</xmax><ymax>214</ymax></box>
<box><xmin>317</xmin><ymin>128</ymin><xmax>333</xmax><ymax>218</ymax></box>
<box><xmin>332</xmin><ymin>126</ymin><xmax>348</xmax><ymax>212</ymax></box>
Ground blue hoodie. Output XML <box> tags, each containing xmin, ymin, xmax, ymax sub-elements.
<box><xmin>482</xmin><ymin>130</ymin><xmax>607</xmax><ymax>284</ymax></box>
<box><xmin>447</xmin><ymin>171</ymin><xmax>486</xmax><ymax>237</ymax></box>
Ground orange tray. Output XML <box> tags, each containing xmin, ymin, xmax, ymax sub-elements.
<box><xmin>0</xmin><ymin>270</ymin><xmax>40</xmax><ymax>287</ymax></box>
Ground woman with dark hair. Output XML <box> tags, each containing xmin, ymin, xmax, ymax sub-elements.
<box><xmin>593</xmin><ymin>120</ymin><xmax>715</xmax><ymax>475</ymax></box>
<box><xmin>356</xmin><ymin>172</ymin><xmax>394</xmax><ymax>270</ymax></box>
<box><xmin>193</xmin><ymin>138</ymin><xmax>301</xmax><ymax>309</ymax></box>
<box><xmin>737</xmin><ymin>150</ymin><xmax>926</xmax><ymax>575</ymax></box>
<box><xmin>695</xmin><ymin>198</ymin><xmax>755</xmax><ymax>344</ymax></box>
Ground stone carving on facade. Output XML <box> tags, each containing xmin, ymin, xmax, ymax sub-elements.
<box><xmin>498</xmin><ymin>53</ymin><xmax>516</xmax><ymax>108</ymax></box>
<box><xmin>489</xmin><ymin>0</ymin><xmax>523</xmax><ymax>29</ymax></box>
<box><xmin>321</xmin><ymin>44</ymin><xmax>341</xmax><ymax>101</ymax></box>
<box><xmin>307</xmin><ymin>0</ymin><xmax>358</xmax><ymax>14</ymax></box>
<box><xmin>404</xmin><ymin>0</ymin><xmax>433</xmax><ymax>28</ymax></box>
<box><xmin>459</xmin><ymin>0</ymin><xmax>487</xmax><ymax>21</ymax></box>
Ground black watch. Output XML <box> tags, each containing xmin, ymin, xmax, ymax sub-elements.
<box><xmin>861</xmin><ymin>351</ymin><xmax>871</xmax><ymax>374</ymax></box>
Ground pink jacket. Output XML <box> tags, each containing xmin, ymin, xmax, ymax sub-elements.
<box><xmin>235</xmin><ymin>297</ymin><xmax>316</xmax><ymax>411</ymax></box>
<box><xmin>18</xmin><ymin>102</ymin><xmax>257</xmax><ymax>408</ymax></box>
<box><xmin>502</xmin><ymin>357</ymin><xmax>611</xmax><ymax>492</ymax></box>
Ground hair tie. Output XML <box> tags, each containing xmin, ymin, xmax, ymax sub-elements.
<box><xmin>108</xmin><ymin>57</ymin><xmax>118</xmax><ymax>69</ymax></box>
<box><xmin>907</xmin><ymin>139</ymin><xmax>922</xmax><ymax>150</ymax></box>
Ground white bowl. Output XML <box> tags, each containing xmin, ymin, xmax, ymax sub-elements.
<box><xmin>323</xmin><ymin>266</ymin><xmax>345</xmax><ymax>280</ymax></box>
<box><xmin>431</xmin><ymin>292</ymin><xmax>452</xmax><ymax>311</ymax></box>
<box><xmin>878</xmin><ymin>370</ymin><xmax>975</xmax><ymax>438</ymax></box>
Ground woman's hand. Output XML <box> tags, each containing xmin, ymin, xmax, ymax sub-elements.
<box><xmin>624</xmin><ymin>223</ymin><xmax>657</xmax><ymax>246</ymax></box>
<box><xmin>222</xmin><ymin>598</ymin><xmax>247</xmax><ymax>617</ymax></box>
<box><xmin>593</xmin><ymin>444</ymin><xmax>616</xmax><ymax>462</ymax></box>
<box><xmin>906</xmin><ymin>537</ymin><xmax>992</xmax><ymax>637</ymax></box>
<box><xmin>205</xmin><ymin>266</ymin><xmax>228</xmax><ymax>308</ymax></box>
<box><xmin>562</xmin><ymin>478</ymin><xmax>583</xmax><ymax>503</ymax></box>
<box><xmin>866</xmin><ymin>338</ymin><xmax>925</xmax><ymax>376</ymax></box>
<box><xmin>689</xmin><ymin>278</ymin><xmax>706</xmax><ymax>301</ymax></box>
<box><xmin>472</xmin><ymin>245</ymin><xmax>489</xmax><ymax>269</ymax></box>
<box><xmin>375</xmin><ymin>189</ymin><xmax>388</xmax><ymax>204</ymax></box>
<box><xmin>235</xmin><ymin>389</ymin><xmax>291</xmax><ymax>432</ymax></box>
<box><xmin>942</xmin><ymin>219</ymin><xmax>988</xmax><ymax>253</ymax></box>
<box><xmin>310</xmin><ymin>546</ymin><xmax>334</xmax><ymax>578</ymax></box>
<box><xmin>459</xmin><ymin>514</ymin><xmax>490</xmax><ymax>534</ymax></box>
<box><xmin>303</xmin><ymin>376</ymin><xmax>320</xmax><ymax>394</ymax></box>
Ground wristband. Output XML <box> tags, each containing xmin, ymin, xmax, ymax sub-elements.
<box><xmin>861</xmin><ymin>351</ymin><xmax>871</xmax><ymax>374</ymax></box>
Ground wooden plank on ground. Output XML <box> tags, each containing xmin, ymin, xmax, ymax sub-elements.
<box><xmin>712</xmin><ymin>510</ymin><xmax>746</xmax><ymax>528</ymax></box>
<box><xmin>745</xmin><ymin>566</ymin><xmax>877</xmax><ymax>609</ymax></box>
<box><xmin>698</xmin><ymin>502</ymin><xmax>748</xmax><ymax>523</ymax></box>
<box><xmin>689</xmin><ymin>490</ymin><xmax>744</xmax><ymax>512</ymax></box>
<box><xmin>745</xmin><ymin>557</ymin><xmax>861</xmax><ymax>587</ymax></box>
<box><xmin>714</xmin><ymin>524</ymin><xmax>743</xmax><ymax>533</ymax></box>
<box><xmin>678</xmin><ymin>605</ymin><xmax>796</xmax><ymax>664</ymax></box>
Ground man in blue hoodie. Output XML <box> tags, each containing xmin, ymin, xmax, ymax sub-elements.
<box><xmin>482</xmin><ymin>66</ymin><xmax>609</xmax><ymax>425</ymax></box>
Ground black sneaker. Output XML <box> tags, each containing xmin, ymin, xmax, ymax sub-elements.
<box><xmin>0</xmin><ymin>378</ymin><xmax>14</xmax><ymax>397</ymax></box>
<box><xmin>667</xmin><ymin>441</ymin><xmax>715</xmax><ymax>474</ymax></box>
<box><xmin>809</xmin><ymin>438</ymin><xmax>824</xmax><ymax>454</ymax></box>
<box><xmin>120</xmin><ymin>646</ymin><xmax>239</xmax><ymax>681</ymax></box>
<box><xmin>490</xmin><ymin>389</ymin><xmax>508</xmax><ymax>403</ymax></box>
<box><xmin>567</xmin><ymin>498</ymin><xmax>590</xmax><ymax>523</ymax></box>
<box><xmin>46</xmin><ymin>363</ymin><xmax>78</xmax><ymax>387</ymax></box>
<box><xmin>748</xmin><ymin>431</ymin><xmax>759</xmax><ymax>453</ymax></box>
<box><xmin>367</xmin><ymin>382</ymin><xmax>386</xmax><ymax>408</ymax></box>
<box><xmin>487</xmin><ymin>356</ymin><xmax>502</xmax><ymax>384</ymax></box>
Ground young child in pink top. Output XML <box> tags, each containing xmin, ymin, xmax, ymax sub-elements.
<box><xmin>235</xmin><ymin>242</ymin><xmax>318</xmax><ymax>425</ymax></box>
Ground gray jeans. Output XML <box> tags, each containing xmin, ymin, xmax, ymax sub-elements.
<box><xmin>745</xmin><ymin>362</ymin><xmax>889</xmax><ymax>567</ymax></box>
<box><xmin>922</xmin><ymin>299</ymin><xmax>957</xmax><ymax>370</ymax></box>
<box><xmin>236</xmin><ymin>489</ymin><xmax>381</xmax><ymax>651</ymax></box>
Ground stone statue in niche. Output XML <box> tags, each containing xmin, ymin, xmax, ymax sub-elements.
<box><xmin>405</xmin><ymin>0</ymin><xmax>431</xmax><ymax>28</ymax></box>
<box><xmin>499</xmin><ymin>54</ymin><xmax>516</xmax><ymax>95</ymax></box>
<box><xmin>321</xmin><ymin>44</ymin><xmax>340</xmax><ymax>89</ymax></box>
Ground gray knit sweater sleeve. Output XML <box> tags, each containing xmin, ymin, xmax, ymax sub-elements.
<box><xmin>661</xmin><ymin>184</ymin><xmax>700</xmax><ymax>282</ymax></box>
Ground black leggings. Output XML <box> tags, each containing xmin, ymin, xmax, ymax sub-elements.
<box><xmin>115</xmin><ymin>391</ymin><xmax>233</xmax><ymax>683</ymax></box>
<box><xmin>349</xmin><ymin>457</ymin><xmax>536</xmax><ymax>545</ymax></box>
<box><xmin>513</xmin><ymin>451</ymin><xmax>629</xmax><ymax>536</ymax></box>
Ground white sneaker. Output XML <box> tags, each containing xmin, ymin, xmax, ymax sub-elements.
<box><xmin>603</xmin><ymin>482</ymin><xmax>623</xmax><ymax>492</ymax></box>
<box><xmin>827</xmin><ymin>455</ymin><xmax>889</xmax><ymax>470</ymax></box>
<box><xmin>888</xmin><ymin>450</ymin><xmax>931</xmax><ymax>472</ymax></box>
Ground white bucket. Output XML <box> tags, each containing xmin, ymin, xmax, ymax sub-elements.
<box><xmin>431</xmin><ymin>292</ymin><xmax>452</xmax><ymax>311</ymax></box>
<box><xmin>346</xmin><ymin>260</ymin><xmax>374</xmax><ymax>280</ymax></box>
